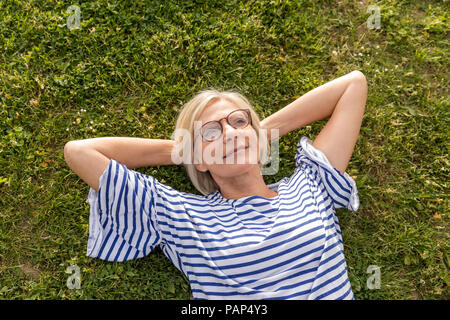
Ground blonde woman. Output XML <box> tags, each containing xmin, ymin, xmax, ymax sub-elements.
<box><xmin>64</xmin><ymin>70</ymin><xmax>367</xmax><ymax>300</ymax></box>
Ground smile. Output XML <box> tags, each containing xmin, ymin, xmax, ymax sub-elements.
<box><xmin>223</xmin><ymin>146</ymin><xmax>249</xmax><ymax>159</ymax></box>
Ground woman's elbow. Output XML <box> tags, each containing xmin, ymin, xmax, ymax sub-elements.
<box><xmin>351</xmin><ymin>70</ymin><xmax>368</xmax><ymax>88</ymax></box>
<box><xmin>64</xmin><ymin>141</ymin><xmax>81</xmax><ymax>168</ymax></box>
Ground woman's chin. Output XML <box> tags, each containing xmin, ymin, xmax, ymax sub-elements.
<box><xmin>209</xmin><ymin>162</ymin><xmax>260</xmax><ymax>179</ymax></box>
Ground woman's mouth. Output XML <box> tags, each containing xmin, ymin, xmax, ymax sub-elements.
<box><xmin>223</xmin><ymin>145</ymin><xmax>249</xmax><ymax>159</ymax></box>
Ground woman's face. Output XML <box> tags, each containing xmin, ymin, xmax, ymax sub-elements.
<box><xmin>193</xmin><ymin>99</ymin><xmax>260</xmax><ymax>178</ymax></box>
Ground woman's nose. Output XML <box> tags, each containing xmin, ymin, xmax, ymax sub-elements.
<box><xmin>220</xmin><ymin>119</ymin><xmax>236</xmax><ymax>142</ymax></box>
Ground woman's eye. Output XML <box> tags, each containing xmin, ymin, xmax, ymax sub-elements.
<box><xmin>205</xmin><ymin>128</ymin><xmax>220</xmax><ymax>139</ymax></box>
<box><xmin>233</xmin><ymin>118</ymin><xmax>246</xmax><ymax>126</ymax></box>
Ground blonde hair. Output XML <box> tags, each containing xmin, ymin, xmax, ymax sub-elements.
<box><xmin>173</xmin><ymin>88</ymin><xmax>271</xmax><ymax>196</ymax></box>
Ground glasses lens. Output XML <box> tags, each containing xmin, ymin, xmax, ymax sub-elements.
<box><xmin>201</xmin><ymin>110</ymin><xmax>250</xmax><ymax>142</ymax></box>
<box><xmin>229</xmin><ymin>110</ymin><xmax>249</xmax><ymax>128</ymax></box>
<box><xmin>202</xmin><ymin>122</ymin><xmax>222</xmax><ymax>141</ymax></box>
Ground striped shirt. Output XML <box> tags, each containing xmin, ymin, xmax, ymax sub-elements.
<box><xmin>87</xmin><ymin>136</ymin><xmax>360</xmax><ymax>299</ymax></box>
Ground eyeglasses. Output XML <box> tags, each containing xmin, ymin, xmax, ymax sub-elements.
<box><xmin>200</xmin><ymin>109</ymin><xmax>252</xmax><ymax>142</ymax></box>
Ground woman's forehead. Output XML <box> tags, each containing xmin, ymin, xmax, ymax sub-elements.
<box><xmin>200</xmin><ymin>100</ymin><xmax>239</xmax><ymax>122</ymax></box>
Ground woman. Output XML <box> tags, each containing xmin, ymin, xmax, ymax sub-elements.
<box><xmin>64</xmin><ymin>70</ymin><xmax>367</xmax><ymax>299</ymax></box>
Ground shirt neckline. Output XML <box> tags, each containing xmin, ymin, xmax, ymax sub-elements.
<box><xmin>208</xmin><ymin>179</ymin><xmax>283</xmax><ymax>205</ymax></box>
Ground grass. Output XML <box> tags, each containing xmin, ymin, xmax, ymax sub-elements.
<box><xmin>0</xmin><ymin>0</ymin><xmax>448</xmax><ymax>300</ymax></box>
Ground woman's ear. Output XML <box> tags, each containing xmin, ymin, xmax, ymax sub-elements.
<box><xmin>194</xmin><ymin>162</ymin><xmax>208</xmax><ymax>173</ymax></box>
<box><xmin>193</xmin><ymin>143</ymin><xmax>208</xmax><ymax>172</ymax></box>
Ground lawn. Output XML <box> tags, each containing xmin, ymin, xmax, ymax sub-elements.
<box><xmin>0</xmin><ymin>0</ymin><xmax>448</xmax><ymax>300</ymax></box>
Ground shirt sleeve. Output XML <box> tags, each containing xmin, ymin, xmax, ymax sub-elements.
<box><xmin>86</xmin><ymin>158</ymin><xmax>163</xmax><ymax>261</ymax></box>
<box><xmin>294</xmin><ymin>136</ymin><xmax>360</xmax><ymax>211</ymax></box>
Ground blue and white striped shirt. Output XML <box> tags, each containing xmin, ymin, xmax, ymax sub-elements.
<box><xmin>87</xmin><ymin>136</ymin><xmax>360</xmax><ymax>299</ymax></box>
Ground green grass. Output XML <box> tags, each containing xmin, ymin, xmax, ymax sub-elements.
<box><xmin>0</xmin><ymin>0</ymin><xmax>448</xmax><ymax>300</ymax></box>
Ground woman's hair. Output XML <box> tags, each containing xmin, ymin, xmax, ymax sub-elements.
<box><xmin>173</xmin><ymin>88</ymin><xmax>271</xmax><ymax>196</ymax></box>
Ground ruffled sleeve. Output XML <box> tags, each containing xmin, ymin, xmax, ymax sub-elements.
<box><xmin>86</xmin><ymin>159</ymin><xmax>163</xmax><ymax>261</ymax></box>
<box><xmin>294</xmin><ymin>136</ymin><xmax>360</xmax><ymax>211</ymax></box>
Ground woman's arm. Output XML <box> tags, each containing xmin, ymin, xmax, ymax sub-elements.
<box><xmin>64</xmin><ymin>137</ymin><xmax>176</xmax><ymax>192</ymax></box>
<box><xmin>260</xmin><ymin>70</ymin><xmax>367</xmax><ymax>174</ymax></box>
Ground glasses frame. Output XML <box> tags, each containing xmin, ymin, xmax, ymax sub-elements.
<box><xmin>200</xmin><ymin>108</ymin><xmax>252</xmax><ymax>142</ymax></box>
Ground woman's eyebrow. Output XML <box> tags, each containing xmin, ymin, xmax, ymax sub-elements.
<box><xmin>205</xmin><ymin>109</ymin><xmax>239</xmax><ymax>123</ymax></box>
<box><xmin>203</xmin><ymin>115</ymin><xmax>224</xmax><ymax>123</ymax></box>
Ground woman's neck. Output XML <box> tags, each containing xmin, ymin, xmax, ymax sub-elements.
<box><xmin>212</xmin><ymin>165</ymin><xmax>278</xmax><ymax>200</ymax></box>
